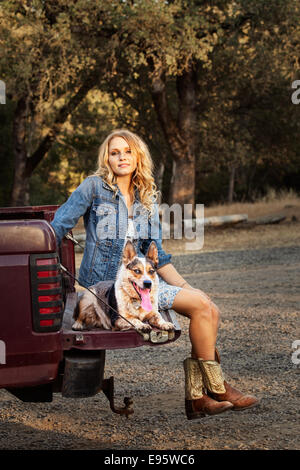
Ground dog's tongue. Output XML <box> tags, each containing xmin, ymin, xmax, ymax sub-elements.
<box><xmin>139</xmin><ymin>288</ymin><xmax>152</xmax><ymax>312</ymax></box>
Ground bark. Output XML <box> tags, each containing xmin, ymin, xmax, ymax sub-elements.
<box><xmin>155</xmin><ymin>160</ymin><xmax>165</xmax><ymax>205</ymax></box>
<box><xmin>170</xmin><ymin>158</ymin><xmax>195</xmax><ymax>219</ymax></box>
<box><xmin>228</xmin><ymin>165</ymin><xmax>236</xmax><ymax>204</ymax></box>
<box><xmin>149</xmin><ymin>60</ymin><xmax>197</xmax><ymax>212</ymax></box>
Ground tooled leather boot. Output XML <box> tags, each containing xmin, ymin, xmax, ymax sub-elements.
<box><xmin>200</xmin><ymin>350</ymin><xmax>260</xmax><ymax>411</ymax></box>
<box><xmin>184</xmin><ymin>358</ymin><xmax>233</xmax><ymax>420</ymax></box>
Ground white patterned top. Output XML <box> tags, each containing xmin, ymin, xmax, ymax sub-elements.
<box><xmin>125</xmin><ymin>216</ymin><xmax>136</xmax><ymax>241</ymax></box>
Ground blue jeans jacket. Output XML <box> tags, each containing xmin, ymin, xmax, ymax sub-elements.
<box><xmin>50</xmin><ymin>176</ymin><xmax>172</xmax><ymax>287</ymax></box>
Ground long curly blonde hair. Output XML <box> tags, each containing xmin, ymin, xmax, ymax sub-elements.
<box><xmin>92</xmin><ymin>129</ymin><xmax>160</xmax><ymax>215</ymax></box>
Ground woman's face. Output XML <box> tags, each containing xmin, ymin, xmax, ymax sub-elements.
<box><xmin>108</xmin><ymin>136</ymin><xmax>137</xmax><ymax>179</ymax></box>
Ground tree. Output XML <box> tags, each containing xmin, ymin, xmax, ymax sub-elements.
<box><xmin>197</xmin><ymin>0</ymin><xmax>300</xmax><ymax>203</ymax></box>
<box><xmin>1</xmin><ymin>0</ymin><xmax>299</xmax><ymax>208</ymax></box>
<box><xmin>0</xmin><ymin>0</ymin><xmax>119</xmax><ymax>205</ymax></box>
<box><xmin>105</xmin><ymin>0</ymin><xmax>224</xmax><ymax>213</ymax></box>
<box><xmin>98</xmin><ymin>0</ymin><xmax>298</xmax><ymax>209</ymax></box>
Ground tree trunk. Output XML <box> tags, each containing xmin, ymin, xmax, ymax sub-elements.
<box><xmin>174</xmin><ymin>63</ymin><xmax>197</xmax><ymax>214</ymax></box>
<box><xmin>228</xmin><ymin>165</ymin><xmax>236</xmax><ymax>204</ymax></box>
<box><xmin>155</xmin><ymin>160</ymin><xmax>165</xmax><ymax>205</ymax></box>
<box><xmin>170</xmin><ymin>157</ymin><xmax>195</xmax><ymax>218</ymax></box>
<box><xmin>149</xmin><ymin>60</ymin><xmax>197</xmax><ymax>212</ymax></box>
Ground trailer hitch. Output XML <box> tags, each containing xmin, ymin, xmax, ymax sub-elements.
<box><xmin>102</xmin><ymin>376</ymin><xmax>134</xmax><ymax>418</ymax></box>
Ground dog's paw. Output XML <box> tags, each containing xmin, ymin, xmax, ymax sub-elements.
<box><xmin>130</xmin><ymin>319</ymin><xmax>152</xmax><ymax>332</ymax></box>
<box><xmin>159</xmin><ymin>321</ymin><xmax>175</xmax><ymax>331</ymax></box>
<box><xmin>72</xmin><ymin>320</ymin><xmax>84</xmax><ymax>331</ymax></box>
<box><xmin>139</xmin><ymin>322</ymin><xmax>152</xmax><ymax>332</ymax></box>
<box><xmin>114</xmin><ymin>318</ymin><xmax>133</xmax><ymax>331</ymax></box>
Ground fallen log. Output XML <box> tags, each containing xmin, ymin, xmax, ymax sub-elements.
<box><xmin>204</xmin><ymin>214</ymin><xmax>248</xmax><ymax>227</ymax></box>
<box><xmin>72</xmin><ymin>213</ymin><xmax>285</xmax><ymax>253</ymax></box>
<box><xmin>183</xmin><ymin>214</ymin><xmax>248</xmax><ymax>229</ymax></box>
<box><xmin>250</xmin><ymin>214</ymin><xmax>286</xmax><ymax>225</ymax></box>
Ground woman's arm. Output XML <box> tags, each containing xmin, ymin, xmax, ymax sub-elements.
<box><xmin>157</xmin><ymin>263</ymin><xmax>195</xmax><ymax>290</ymax></box>
<box><xmin>157</xmin><ymin>263</ymin><xmax>212</xmax><ymax>302</ymax></box>
<box><xmin>141</xmin><ymin>203</ymin><xmax>208</xmax><ymax>295</ymax></box>
<box><xmin>51</xmin><ymin>176</ymin><xmax>95</xmax><ymax>244</ymax></box>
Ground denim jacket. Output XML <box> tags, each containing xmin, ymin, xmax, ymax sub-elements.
<box><xmin>50</xmin><ymin>176</ymin><xmax>172</xmax><ymax>287</ymax></box>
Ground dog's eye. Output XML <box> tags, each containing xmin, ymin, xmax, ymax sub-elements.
<box><xmin>148</xmin><ymin>269</ymin><xmax>155</xmax><ymax>275</ymax></box>
<box><xmin>134</xmin><ymin>269</ymin><xmax>141</xmax><ymax>274</ymax></box>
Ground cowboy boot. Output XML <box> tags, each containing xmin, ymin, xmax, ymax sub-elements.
<box><xmin>200</xmin><ymin>351</ymin><xmax>259</xmax><ymax>411</ymax></box>
<box><xmin>184</xmin><ymin>358</ymin><xmax>233</xmax><ymax>420</ymax></box>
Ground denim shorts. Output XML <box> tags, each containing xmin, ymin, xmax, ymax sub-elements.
<box><xmin>157</xmin><ymin>275</ymin><xmax>182</xmax><ymax>311</ymax></box>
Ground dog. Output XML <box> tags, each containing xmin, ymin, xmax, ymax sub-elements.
<box><xmin>72</xmin><ymin>240</ymin><xmax>175</xmax><ymax>333</ymax></box>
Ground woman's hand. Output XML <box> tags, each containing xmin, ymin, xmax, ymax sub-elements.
<box><xmin>157</xmin><ymin>263</ymin><xmax>211</xmax><ymax>301</ymax></box>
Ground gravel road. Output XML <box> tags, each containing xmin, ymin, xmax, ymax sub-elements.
<box><xmin>0</xmin><ymin>245</ymin><xmax>299</xmax><ymax>450</ymax></box>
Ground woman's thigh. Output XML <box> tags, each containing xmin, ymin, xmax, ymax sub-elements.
<box><xmin>157</xmin><ymin>277</ymin><xmax>182</xmax><ymax>311</ymax></box>
<box><xmin>171</xmin><ymin>287</ymin><xmax>214</xmax><ymax>319</ymax></box>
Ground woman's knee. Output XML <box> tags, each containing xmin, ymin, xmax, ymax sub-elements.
<box><xmin>172</xmin><ymin>287</ymin><xmax>220</xmax><ymax>324</ymax></box>
<box><xmin>210</xmin><ymin>302</ymin><xmax>221</xmax><ymax>325</ymax></box>
<box><xmin>189</xmin><ymin>292</ymin><xmax>220</xmax><ymax>324</ymax></box>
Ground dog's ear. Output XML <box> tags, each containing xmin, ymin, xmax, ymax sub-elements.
<box><xmin>146</xmin><ymin>241</ymin><xmax>158</xmax><ymax>268</ymax></box>
<box><xmin>123</xmin><ymin>240</ymin><xmax>137</xmax><ymax>265</ymax></box>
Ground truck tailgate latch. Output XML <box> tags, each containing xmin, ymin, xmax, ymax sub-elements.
<box><xmin>74</xmin><ymin>334</ymin><xmax>85</xmax><ymax>344</ymax></box>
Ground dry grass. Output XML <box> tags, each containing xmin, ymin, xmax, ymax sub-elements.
<box><xmin>164</xmin><ymin>191</ymin><xmax>300</xmax><ymax>254</ymax></box>
<box><xmin>203</xmin><ymin>189</ymin><xmax>300</xmax><ymax>220</ymax></box>
<box><xmin>162</xmin><ymin>220</ymin><xmax>300</xmax><ymax>255</ymax></box>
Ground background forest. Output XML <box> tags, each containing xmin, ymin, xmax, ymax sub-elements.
<box><xmin>0</xmin><ymin>0</ymin><xmax>299</xmax><ymax>209</ymax></box>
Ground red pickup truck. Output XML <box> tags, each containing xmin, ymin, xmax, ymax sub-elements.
<box><xmin>0</xmin><ymin>205</ymin><xmax>180</xmax><ymax>416</ymax></box>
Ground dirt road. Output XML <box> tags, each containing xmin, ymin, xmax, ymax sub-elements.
<box><xmin>0</xmin><ymin>242</ymin><xmax>299</xmax><ymax>450</ymax></box>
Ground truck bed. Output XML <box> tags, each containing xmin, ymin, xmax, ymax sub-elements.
<box><xmin>61</xmin><ymin>290</ymin><xmax>181</xmax><ymax>351</ymax></box>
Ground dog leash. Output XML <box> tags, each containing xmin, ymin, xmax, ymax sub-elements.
<box><xmin>62</xmin><ymin>233</ymin><xmax>175</xmax><ymax>343</ymax></box>
<box><xmin>59</xmin><ymin>263</ymin><xmax>174</xmax><ymax>343</ymax></box>
<box><xmin>65</xmin><ymin>233</ymin><xmax>142</xmax><ymax>331</ymax></box>
<box><xmin>60</xmin><ymin>263</ymin><xmax>142</xmax><ymax>332</ymax></box>
<box><xmin>65</xmin><ymin>233</ymin><xmax>85</xmax><ymax>250</ymax></box>
<box><xmin>64</xmin><ymin>235</ymin><xmax>136</xmax><ymax>326</ymax></box>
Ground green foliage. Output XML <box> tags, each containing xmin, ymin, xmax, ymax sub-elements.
<box><xmin>0</xmin><ymin>0</ymin><xmax>299</xmax><ymax>205</ymax></box>
<box><xmin>195</xmin><ymin>0</ymin><xmax>300</xmax><ymax>202</ymax></box>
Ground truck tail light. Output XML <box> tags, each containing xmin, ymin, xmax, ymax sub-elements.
<box><xmin>30</xmin><ymin>253</ymin><xmax>64</xmax><ymax>332</ymax></box>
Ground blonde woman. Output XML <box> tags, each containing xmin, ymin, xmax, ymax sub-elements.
<box><xmin>51</xmin><ymin>129</ymin><xmax>259</xmax><ymax>419</ymax></box>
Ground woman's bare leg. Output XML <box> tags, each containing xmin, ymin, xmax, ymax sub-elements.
<box><xmin>171</xmin><ymin>288</ymin><xmax>220</xmax><ymax>360</ymax></box>
<box><xmin>171</xmin><ymin>287</ymin><xmax>259</xmax><ymax>411</ymax></box>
